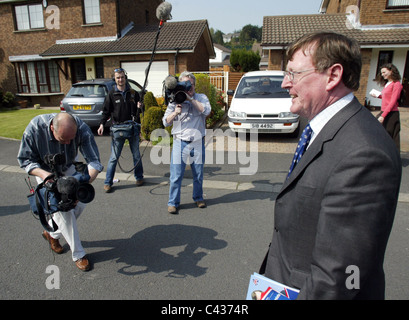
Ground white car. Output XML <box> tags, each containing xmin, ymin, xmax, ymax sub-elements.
<box><xmin>227</xmin><ymin>71</ymin><xmax>299</xmax><ymax>136</ymax></box>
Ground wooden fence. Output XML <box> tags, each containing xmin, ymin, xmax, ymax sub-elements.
<box><xmin>193</xmin><ymin>69</ymin><xmax>244</xmax><ymax>107</ymax></box>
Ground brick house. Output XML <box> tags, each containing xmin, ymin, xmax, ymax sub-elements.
<box><xmin>261</xmin><ymin>0</ymin><xmax>409</xmax><ymax>107</ymax></box>
<box><xmin>0</xmin><ymin>0</ymin><xmax>215</xmax><ymax>106</ymax></box>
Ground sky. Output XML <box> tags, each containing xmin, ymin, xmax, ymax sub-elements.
<box><xmin>169</xmin><ymin>0</ymin><xmax>324</xmax><ymax>34</ymax></box>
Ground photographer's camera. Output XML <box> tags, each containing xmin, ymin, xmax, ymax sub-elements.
<box><xmin>163</xmin><ymin>75</ymin><xmax>192</xmax><ymax>104</ymax></box>
<box><xmin>43</xmin><ymin>153</ymin><xmax>95</xmax><ymax>212</ymax></box>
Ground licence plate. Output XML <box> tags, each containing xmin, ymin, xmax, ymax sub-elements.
<box><xmin>251</xmin><ymin>123</ymin><xmax>275</xmax><ymax>129</ymax></box>
<box><xmin>73</xmin><ymin>105</ymin><xmax>92</xmax><ymax>111</ymax></box>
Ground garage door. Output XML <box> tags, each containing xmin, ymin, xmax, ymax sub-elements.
<box><xmin>122</xmin><ymin>61</ymin><xmax>169</xmax><ymax>97</ymax></box>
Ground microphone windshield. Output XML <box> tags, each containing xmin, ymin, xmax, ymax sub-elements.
<box><xmin>156</xmin><ymin>1</ymin><xmax>172</xmax><ymax>21</ymax></box>
<box><xmin>57</xmin><ymin>176</ymin><xmax>78</xmax><ymax>195</ymax></box>
<box><xmin>164</xmin><ymin>75</ymin><xmax>177</xmax><ymax>90</ymax></box>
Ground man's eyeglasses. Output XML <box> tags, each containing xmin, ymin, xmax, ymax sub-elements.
<box><xmin>114</xmin><ymin>68</ymin><xmax>126</xmax><ymax>73</ymax></box>
<box><xmin>284</xmin><ymin>68</ymin><xmax>317</xmax><ymax>82</ymax></box>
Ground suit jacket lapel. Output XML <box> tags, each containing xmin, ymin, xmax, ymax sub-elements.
<box><xmin>279</xmin><ymin>98</ymin><xmax>362</xmax><ymax>195</ymax></box>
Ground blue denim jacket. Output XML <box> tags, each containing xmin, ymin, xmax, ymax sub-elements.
<box><xmin>17</xmin><ymin>113</ymin><xmax>103</xmax><ymax>174</ymax></box>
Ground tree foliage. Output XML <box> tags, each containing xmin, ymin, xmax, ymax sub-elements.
<box><xmin>210</xmin><ymin>28</ymin><xmax>225</xmax><ymax>45</ymax></box>
<box><xmin>239</xmin><ymin>24</ymin><xmax>262</xmax><ymax>45</ymax></box>
<box><xmin>230</xmin><ymin>49</ymin><xmax>261</xmax><ymax>72</ymax></box>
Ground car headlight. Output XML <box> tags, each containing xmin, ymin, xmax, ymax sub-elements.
<box><xmin>279</xmin><ymin>112</ymin><xmax>298</xmax><ymax>119</ymax></box>
<box><xmin>228</xmin><ymin>110</ymin><xmax>246</xmax><ymax>118</ymax></box>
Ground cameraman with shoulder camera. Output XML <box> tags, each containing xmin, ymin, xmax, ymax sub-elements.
<box><xmin>162</xmin><ymin>71</ymin><xmax>211</xmax><ymax>214</ymax></box>
<box><xmin>18</xmin><ymin>113</ymin><xmax>103</xmax><ymax>271</ymax></box>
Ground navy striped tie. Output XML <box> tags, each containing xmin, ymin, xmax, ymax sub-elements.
<box><xmin>287</xmin><ymin>124</ymin><xmax>312</xmax><ymax>178</ymax></box>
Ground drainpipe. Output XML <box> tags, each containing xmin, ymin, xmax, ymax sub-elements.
<box><xmin>174</xmin><ymin>49</ymin><xmax>179</xmax><ymax>74</ymax></box>
<box><xmin>116</xmin><ymin>0</ymin><xmax>121</xmax><ymax>38</ymax></box>
<box><xmin>357</xmin><ymin>0</ymin><xmax>361</xmax><ymax>10</ymax></box>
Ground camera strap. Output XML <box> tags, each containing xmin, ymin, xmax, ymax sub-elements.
<box><xmin>33</xmin><ymin>185</ymin><xmax>59</xmax><ymax>233</ymax></box>
<box><xmin>111</xmin><ymin>122</ymin><xmax>147</xmax><ymax>174</ymax></box>
<box><xmin>32</xmin><ymin>174</ymin><xmax>59</xmax><ymax>233</ymax></box>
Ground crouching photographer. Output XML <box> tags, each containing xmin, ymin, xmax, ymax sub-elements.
<box><xmin>162</xmin><ymin>71</ymin><xmax>211</xmax><ymax>215</ymax></box>
<box><xmin>18</xmin><ymin>113</ymin><xmax>103</xmax><ymax>272</ymax></box>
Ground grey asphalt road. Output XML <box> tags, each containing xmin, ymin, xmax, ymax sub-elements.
<box><xmin>1</xmin><ymin>124</ymin><xmax>408</xmax><ymax>300</ymax></box>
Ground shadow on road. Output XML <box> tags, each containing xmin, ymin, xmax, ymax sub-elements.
<box><xmin>82</xmin><ymin>224</ymin><xmax>227</xmax><ymax>278</ymax></box>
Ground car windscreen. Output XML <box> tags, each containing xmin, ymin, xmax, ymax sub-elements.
<box><xmin>234</xmin><ymin>76</ymin><xmax>289</xmax><ymax>98</ymax></box>
<box><xmin>67</xmin><ymin>85</ymin><xmax>108</xmax><ymax>98</ymax></box>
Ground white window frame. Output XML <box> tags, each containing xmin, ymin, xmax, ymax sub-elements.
<box><xmin>15</xmin><ymin>4</ymin><xmax>44</xmax><ymax>31</ymax></box>
<box><xmin>84</xmin><ymin>0</ymin><xmax>101</xmax><ymax>24</ymax></box>
<box><xmin>387</xmin><ymin>0</ymin><xmax>409</xmax><ymax>8</ymax></box>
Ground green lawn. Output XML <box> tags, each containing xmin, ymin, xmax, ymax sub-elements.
<box><xmin>0</xmin><ymin>108</ymin><xmax>60</xmax><ymax>140</ymax></box>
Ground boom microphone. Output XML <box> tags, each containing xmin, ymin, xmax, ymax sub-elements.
<box><xmin>156</xmin><ymin>1</ymin><xmax>172</xmax><ymax>23</ymax></box>
<box><xmin>141</xmin><ymin>1</ymin><xmax>173</xmax><ymax>115</ymax></box>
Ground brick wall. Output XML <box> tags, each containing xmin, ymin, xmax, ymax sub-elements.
<box><xmin>119</xmin><ymin>0</ymin><xmax>161</xmax><ymax>29</ymax></box>
<box><xmin>0</xmin><ymin>0</ymin><xmax>162</xmax><ymax>106</ymax></box>
<box><xmin>355</xmin><ymin>48</ymin><xmax>372</xmax><ymax>105</ymax></box>
<box><xmin>186</xmin><ymin>35</ymin><xmax>211</xmax><ymax>72</ymax></box>
<box><xmin>326</xmin><ymin>0</ymin><xmax>356</xmax><ymax>14</ymax></box>
<box><xmin>325</xmin><ymin>0</ymin><xmax>409</xmax><ymax>25</ymax></box>
<box><xmin>360</xmin><ymin>0</ymin><xmax>409</xmax><ymax>25</ymax></box>
<box><xmin>2</xmin><ymin>0</ymin><xmax>118</xmax><ymax>58</ymax></box>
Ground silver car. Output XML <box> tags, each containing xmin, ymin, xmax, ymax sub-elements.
<box><xmin>60</xmin><ymin>78</ymin><xmax>143</xmax><ymax>128</ymax></box>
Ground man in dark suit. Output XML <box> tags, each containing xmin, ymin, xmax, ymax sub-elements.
<box><xmin>261</xmin><ymin>31</ymin><xmax>402</xmax><ymax>299</ymax></box>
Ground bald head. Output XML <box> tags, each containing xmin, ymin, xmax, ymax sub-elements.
<box><xmin>51</xmin><ymin>113</ymin><xmax>77</xmax><ymax>144</ymax></box>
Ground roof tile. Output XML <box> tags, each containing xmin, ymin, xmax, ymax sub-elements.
<box><xmin>42</xmin><ymin>20</ymin><xmax>209</xmax><ymax>56</ymax></box>
<box><xmin>262</xmin><ymin>14</ymin><xmax>409</xmax><ymax>46</ymax></box>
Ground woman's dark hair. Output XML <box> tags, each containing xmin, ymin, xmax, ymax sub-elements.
<box><xmin>376</xmin><ymin>63</ymin><xmax>401</xmax><ymax>86</ymax></box>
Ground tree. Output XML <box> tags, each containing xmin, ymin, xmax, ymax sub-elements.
<box><xmin>210</xmin><ymin>28</ymin><xmax>224</xmax><ymax>45</ymax></box>
<box><xmin>230</xmin><ymin>49</ymin><xmax>260</xmax><ymax>72</ymax></box>
<box><xmin>239</xmin><ymin>24</ymin><xmax>262</xmax><ymax>46</ymax></box>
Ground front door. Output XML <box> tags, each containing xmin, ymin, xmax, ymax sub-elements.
<box><xmin>71</xmin><ymin>59</ymin><xmax>86</xmax><ymax>83</ymax></box>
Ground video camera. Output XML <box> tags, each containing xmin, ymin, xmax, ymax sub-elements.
<box><xmin>163</xmin><ymin>75</ymin><xmax>192</xmax><ymax>105</ymax></box>
<box><xmin>42</xmin><ymin>153</ymin><xmax>95</xmax><ymax>212</ymax></box>
<box><xmin>27</xmin><ymin>153</ymin><xmax>95</xmax><ymax>232</ymax></box>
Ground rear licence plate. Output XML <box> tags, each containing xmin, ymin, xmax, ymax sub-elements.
<box><xmin>73</xmin><ymin>105</ymin><xmax>92</xmax><ymax>111</ymax></box>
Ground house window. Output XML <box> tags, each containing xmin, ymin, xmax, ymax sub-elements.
<box><xmin>84</xmin><ymin>0</ymin><xmax>101</xmax><ymax>24</ymax></box>
<box><xmin>16</xmin><ymin>61</ymin><xmax>61</xmax><ymax>94</ymax></box>
<box><xmin>15</xmin><ymin>4</ymin><xmax>44</xmax><ymax>31</ymax></box>
<box><xmin>386</xmin><ymin>0</ymin><xmax>409</xmax><ymax>8</ymax></box>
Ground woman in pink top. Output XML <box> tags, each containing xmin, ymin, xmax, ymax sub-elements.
<box><xmin>372</xmin><ymin>63</ymin><xmax>403</xmax><ymax>151</ymax></box>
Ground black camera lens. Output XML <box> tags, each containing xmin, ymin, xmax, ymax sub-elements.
<box><xmin>76</xmin><ymin>184</ymin><xmax>95</xmax><ymax>203</ymax></box>
<box><xmin>174</xmin><ymin>91</ymin><xmax>187</xmax><ymax>104</ymax></box>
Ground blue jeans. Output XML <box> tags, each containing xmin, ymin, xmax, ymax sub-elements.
<box><xmin>104</xmin><ymin>125</ymin><xmax>143</xmax><ymax>186</ymax></box>
<box><xmin>168</xmin><ymin>138</ymin><xmax>205</xmax><ymax>207</ymax></box>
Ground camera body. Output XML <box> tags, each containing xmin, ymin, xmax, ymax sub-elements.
<box><xmin>43</xmin><ymin>153</ymin><xmax>95</xmax><ymax>212</ymax></box>
<box><xmin>164</xmin><ymin>76</ymin><xmax>192</xmax><ymax>105</ymax></box>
